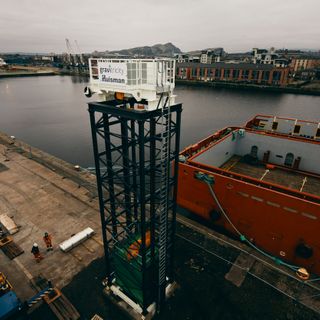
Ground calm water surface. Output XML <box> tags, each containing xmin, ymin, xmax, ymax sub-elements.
<box><xmin>0</xmin><ymin>75</ymin><xmax>319</xmax><ymax>167</ymax></box>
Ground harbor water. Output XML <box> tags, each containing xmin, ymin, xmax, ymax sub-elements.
<box><xmin>1</xmin><ymin>75</ymin><xmax>320</xmax><ymax>320</ymax></box>
<box><xmin>0</xmin><ymin>75</ymin><xmax>320</xmax><ymax>167</ymax></box>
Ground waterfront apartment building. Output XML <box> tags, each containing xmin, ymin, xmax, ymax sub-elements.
<box><xmin>252</xmin><ymin>47</ymin><xmax>290</xmax><ymax>67</ymax></box>
<box><xmin>200</xmin><ymin>51</ymin><xmax>213</xmax><ymax>64</ymax></box>
<box><xmin>252</xmin><ymin>48</ymin><xmax>275</xmax><ymax>64</ymax></box>
<box><xmin>291</xmin><ymin>57</ymin><xmax>320</xmax><ymax>72</ymax></box>
<box><xmin>176</xmin><ymin>62</ymin><xmax>290</xmax><ymax>86</ymax></box>
<box><xmin>175</xmin><ymin>53</ymin><xmax>189</xmax><ymax>63</ymax></box>
<box><xmin>200</xmin><ymin>50</ymin><xmax>222</xmax><ymax>64</ymax></box>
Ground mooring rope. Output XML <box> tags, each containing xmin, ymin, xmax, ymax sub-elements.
<box><xmin>195</xmin><ymin>171</ymin><xmax>300</xmax><ymax>272</ymax></box>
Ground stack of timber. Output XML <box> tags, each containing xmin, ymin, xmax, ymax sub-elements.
<box><xmin>0</xmin><ymin>234</ymin><xmax>12</xmax><ymax>247</ymax></box>
<box><xmin>1</xmin><ymin>239</ymin><xmax>24</xmax><ymax>259</ymax></box>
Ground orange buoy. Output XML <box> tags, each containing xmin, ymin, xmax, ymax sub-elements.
<box><xmin>296</xmin><ymin>267</ymin><xmax>310</xmax><ymax>280</ymax></box>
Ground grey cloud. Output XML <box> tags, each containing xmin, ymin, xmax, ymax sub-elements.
<box><xmin>0</xmin><ymin>0</ymin><xmax>319</xmax><ymax>53</ymax></box>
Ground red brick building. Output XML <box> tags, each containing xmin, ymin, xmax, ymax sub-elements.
<box><xmin>290</xmin><ymin>57</ymin><xmax>320</xmax><ymax>72</ymax></box>
<box><xmin>176</xmin><ymin>62</ymin><xmax>290</xmax><ymax>86</ymax></box>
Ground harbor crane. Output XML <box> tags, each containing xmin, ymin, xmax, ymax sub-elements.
<box><xmin>65</xmin><ymin>38</ymin><xmax>79</xmax><ymax>66</ymax></box>
<box><xmin>74</xmin><ymin>40</ymin><xmax>85</xmax><ymax>66</ymax></box>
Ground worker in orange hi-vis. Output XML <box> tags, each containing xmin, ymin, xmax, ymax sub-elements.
<box><xmin>31</xmin><ymin>243</ymin><xmax>43</xmax><ymax>263</ymax></box>
<box><xmin>43</xmin><ymin>232</ymin><xmax>53</xmax><ymax>251</ymax></box>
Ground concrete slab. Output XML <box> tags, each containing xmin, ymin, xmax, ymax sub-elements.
<box><xmin>225</xmin><ymin>252</ymin><xmax>256</xmax><ymax>287</ymax></box>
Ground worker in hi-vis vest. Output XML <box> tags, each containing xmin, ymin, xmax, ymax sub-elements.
<box><xmin>31</xmin><ymin>243</ymin><xmax>43</xmax><ymax>262</ymax></box>
<box><xmin>43</xmin><ymin>232</ymin><xmax>53</xmax><ymax>251</ymax></box>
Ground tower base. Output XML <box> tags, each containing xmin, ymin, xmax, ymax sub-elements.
<box><xmin>103</xmin><ymin>281</ymin><xmax>178</xmax><ymax>320</ymax></box>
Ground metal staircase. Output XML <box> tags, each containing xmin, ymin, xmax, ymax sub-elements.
<box><xmin>157</xmin><ymin>99</ymin><xmax>171</xmax><ymax>301</ymax></box>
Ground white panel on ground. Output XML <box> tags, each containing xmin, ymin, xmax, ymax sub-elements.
<box><xmin>0</xmin><ymin>214</ymin><xmax>19</xmax><ymax>234</ymax></box>
<box><xmin>59</xmin><ymin>227</ymin><xmax>94</xmax><ymax>252</ymax></box>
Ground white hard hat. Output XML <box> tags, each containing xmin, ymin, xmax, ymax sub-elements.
<box><xmin>33</xmin><ymin>243</ymin><xmax>38</xmax><ymax>247</ymax></box>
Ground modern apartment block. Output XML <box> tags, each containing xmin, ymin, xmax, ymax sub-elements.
<box><xmin>200</xmin><ymin>50</ymin><xmax>222</xmax><ymax>64</ymax></box>
<box><xmin>252</xmin><ymin>48</ymin><xmax>290</xmax><ymax>67</ymax></box>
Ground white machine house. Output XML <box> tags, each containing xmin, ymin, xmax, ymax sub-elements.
<box><xmin>84</xmin><ymin>58</ymin><xmax>176</xmax><ymax>111</ymax></box>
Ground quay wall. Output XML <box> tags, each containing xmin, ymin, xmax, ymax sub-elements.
<box><xmin>0</xmin><ymin>71</ymin><xmax>56</xmax><ymax>78</ymax></box>
<box><xmin>176</xmin><ymin>79</ymin><xmax>320</xmax><ymax>96</ymax></box>
<box><xmin>2</xmin><ymin>130</ymin><xmax>320</xmax><ymax>319</ymax></box>
<box><xmin>0</xmin><ymin>131</ymin><xmax>97</xmax><ymax>196</ymax></box>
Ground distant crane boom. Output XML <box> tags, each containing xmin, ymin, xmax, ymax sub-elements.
<box><xmin>74</xmin><ymin>40</ymin><xmax>84</xmax><ymax>65</ymax></box>
<box><xmin>65</xmin><ymin>38</ymin><xmax>78</xmax><ymax>66</ymax></box>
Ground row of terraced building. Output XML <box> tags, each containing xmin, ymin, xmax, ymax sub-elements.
<box><xmin>176</xmin><ymin>62</ymin><xmax>290</xmax><ymax>86</ymax></box>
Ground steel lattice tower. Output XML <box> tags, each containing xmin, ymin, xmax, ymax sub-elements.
<box><xmin>89</xmin><ymin>99</ymin><xmax>182</xmax><ymax>314</ymax></box>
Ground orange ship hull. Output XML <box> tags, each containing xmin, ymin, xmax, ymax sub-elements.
<box><xmin>177</xmin><ymin>115</ymin><xmax>320</xmax><ymax>276</ymax></box>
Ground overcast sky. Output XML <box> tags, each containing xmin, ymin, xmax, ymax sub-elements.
<box><xmin>1</xmin><ymin>0</ymin><xmax>319</xmax><ymax>53</ymax></box>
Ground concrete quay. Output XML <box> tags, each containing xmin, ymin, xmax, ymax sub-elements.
<box><xmin>1</xmin><ymin>132</ymin><xmax>320</xmax><ymax>319</ymax></box>
<box><xmin>176</xmin><ymin>79</ymin><xmax>320</xmax><ymax>96</ymax></box>
<box><xmin>0</xmin><ymin>131</ymin><xmax>103</xmax><ymax>304</ymax></box>
<box><xmin>0</xmin><ymin>70</ymin><xmax>56</xmax><ymax>78</ymax></box>
<box><xmin>0</xmin><ymin>66</ymin><xmax>57</xmax><ymax>78</ymax></box>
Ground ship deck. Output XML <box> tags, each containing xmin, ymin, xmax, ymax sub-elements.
<box><xmin>220</xmin><ymin>155</ymin><xmax>320</xmax><ymax>197</ymax></box>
